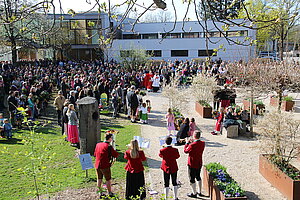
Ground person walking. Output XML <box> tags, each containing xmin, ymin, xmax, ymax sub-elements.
<box><xmin>124</xmin><ymin>140</ymin><xmax>147</xmax><ymax>200</ymax></box>
<box><xmin>184</xmin><ymin>131</ymin><xmax>205</xmax><ymax>198</ymax></box>
<box><xmin>94</xmin><ymin>133</ymin><xmax>119</xmax><ymax>197</ymax></box>
<box><xmin>159</xmin><ymin>136</ymin><xmax>180</xmax><ymax>200</ymax></box>
<box><xmin>127</xmin><ymin>86</ymin><xmax>139</xmax><ymax>123</ymax></box>
<box><xmin>54</xmin><ymin>91</ymin><xmax>66</xmax><ymax>126</ymax></box>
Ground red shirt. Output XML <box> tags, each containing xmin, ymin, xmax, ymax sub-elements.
<box><xmin>159</xmin><ymin>146</ymin><xmax>180</xmax><ymax>174</ymax></box>
<box><xmin>184</xmin><ymin>140</ymin><xmax>205</xmax><ymax>169</ymax></box>
<box><xmin>94</xmin><ymin>142</ymin><xmax>119</xmax><ymax>169</ymax></box>
<box><xmin>124</xmin><ymin>150</ymin><xmax>146</xmax><ymax>173</ymax></box>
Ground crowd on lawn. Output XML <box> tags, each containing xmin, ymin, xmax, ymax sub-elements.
<box><xmin>0</xmin><ymin>58</ymin><xmax>247</xmax><ymax>200</ymax></box>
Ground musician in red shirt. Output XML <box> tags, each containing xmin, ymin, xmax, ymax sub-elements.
<box><xmin>159</xmin><ymin>136</ymin><xmax>180</xmax><ymax>200</ymax></box>
<box><xmin>94</xmin><ymin>133</ymin><xmax>119</xmax><ymax>197</ymax></box>
<box><xmin>184</xmin><ymin>131</ymin><xmax>205</xmax><ymax>198</ymax></box>
<box><xmin>124</xmin><ymin>140</ymin><xmax>147</xmax><ymax>200</ymax></box>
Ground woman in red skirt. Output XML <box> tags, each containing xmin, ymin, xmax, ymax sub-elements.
<box><xmin>66</xmin><ymin>104</ymin><xmax>79</xmax><ymax>147</ymax></box>
<box><xmin>211</xmin><ymin>107</ymin><xmax>224</xmax><ymax>135</ymax></box>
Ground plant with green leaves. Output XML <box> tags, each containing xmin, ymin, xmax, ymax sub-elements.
<box><xmin>205</xmin><ymin>162</ymin><xmax>246</xmax><ymax>198</ymax></box>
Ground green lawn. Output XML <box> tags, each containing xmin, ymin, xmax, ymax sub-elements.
<box><xmin>0</xmin><ymin>116</ymin><xmax>140</xmax><ymax>200</ymax></box>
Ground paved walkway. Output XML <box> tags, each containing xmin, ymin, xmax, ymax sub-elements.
<box><xmin>142</xmin><ymin>92</ymin><xmax>287</xmax><ymax>200</ymax></box>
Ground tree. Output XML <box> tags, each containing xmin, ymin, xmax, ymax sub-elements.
<box><xmin>141</xmin><ymin>10</ymin><xmax>173</xmax><ymax>23</ymax></box>
<box><xmin>0</xmin><ymin>0</ymin><xmax>55</xmax><ymax>65</ymax></box>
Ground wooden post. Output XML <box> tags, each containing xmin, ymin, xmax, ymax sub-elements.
<box><xmin>77</xmin><ymin>97</ymin><xmax>101</xmax><ymax>155</ymax></box>
<box><xmin>250</xmin><ymin>88</ymin><xmax>254</xmax><ymax>137</ymax></box>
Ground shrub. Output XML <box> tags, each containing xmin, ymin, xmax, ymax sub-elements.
<box><xmin>283</xmin><ymin>96</ymin><xmax>294</xmax><ymax>102</ymax></box>
<box><xmin>253</xmin><ymin>100</ymin><xmax>264</xmax><ymax>106</ymax></box>
<box><xmin>198</xmin><ymin>100</ymin><xmax>211</xmax><ymax>108</ymax></box>
<box><xmin>205</xmin><ymin>163</ymin><xmax>245</xmax><ymax>198</ymax></box>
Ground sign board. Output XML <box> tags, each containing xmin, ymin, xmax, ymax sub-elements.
<box><xmin>159</xmin><ymin>136</ymin><xmax>177</xmax><ymax>146</ymax></box>
<box><xmin>79</xmin><ymin>154</ymin><xmax>94</xmax><ymax>170</ymax></box>
<box><xmin>134</xmin><ymin>136</ymin><xmax>150</xmax><ymax>149</ymax></box>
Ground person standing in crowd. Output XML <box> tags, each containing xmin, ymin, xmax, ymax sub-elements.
<box><xmin>3</xmin><ymin>118</ymin><xmax>12</xmax><ymax>139</ymax></box>
<box><xmin>127</xmin><ymin>85</ymin><xmax>139</xmax><ymax>123</ymax></box>
<box><xmin>62</xmin><ymin>100</ymin><xmax>70</xmax><ymax>136</ymax></box>
<box><xmin>27</xmin><ymin>93</ymin><xmax>35</xmax><ymax>120</ymax></box>
<box><xmin>61</xmin><ymin>77</ymin><xmax>69</xmax><ymax>99</ymax></box>
<box><xmin>7</xmin><ymin>91</ymin><xmax>17</xmax><ymax>126</ymax></box>
<box><xmin>139</xmin><ymin>103</ymin><xmax>148</xmax><ymax>124</ymax></box>
<box><xmin>94</xmin><ymin>133</ymin><xmax>119</xmax><ymax>197</ymax></box>
<box><xmin>124</xmin><ymin>140</ymin><xmax>146</xmax><ymax>200</ymax></box>
<box><xmin>189</xmin><ymin>118</ymin><xmax>196</xmax><ymax>137</ymax></box>
<box><xmin>159</xmin><ymin>136</ymin><xmax>180</xmax><ymax>200</ymax></box>
<box><xmin>111</xmin><ymin>92</ymin><xmax>118</xmax><ymax>118</ymax></box>
<box><xmin>184</xmin><ymin>131</ymin><xmax>205</xmax><ymax>198</ymax></box>
<box><xmin>66</xmin><ymin>104</ymin><xmax>79</xmax><ymax>147</ymax></box>
<box><xmin>166</xmin><ymin>108</ymin><xmax>176</xmax><ymax>135</ymax></box>
<box><xmin>68</xmin><ymin>90</ymin><xmax>76</xmax><ymax>105</ymax></box>
<box><xmin>54</xmin><ymin>91</ymin><xmax>66</xmax><ymax>126</ymax></box>
<box><xmin>176</xmin><ymin>118</ymin><xmax>190</xmax><ymax>145</ymax></box>
<box><xmin>152</xmin><ymin>72</ymin><xmax>160</xmax><ymax>92</ymax></box>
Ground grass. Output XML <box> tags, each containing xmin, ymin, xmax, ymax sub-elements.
<box><xmin>0</xmin><ymin>115</ymin><xmax>141</xmax><ymax>200</ymax></box>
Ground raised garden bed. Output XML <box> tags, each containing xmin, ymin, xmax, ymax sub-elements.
<box><xmin>243</xmin><ymin>100</ymin><xmax>265</xmax><ymax>115</ymax></box>
<box><xmin>270</xmin><ymin>96</ymin><xmax>295</xmax><ymax>111</ymax></box>
<box><xmin>203</xmin><ymin>163</ymin><xmax>247</xmax><ymax>200</ymax></box>
<box><xmin>259</xmin><ymin>154</ymin><xmax>300</xmax><ymax>200</ymax></box>
<box><xmin>195</xmin><ymin>101</ymin><xmax>212</xmax><ymax>118</ymax></box>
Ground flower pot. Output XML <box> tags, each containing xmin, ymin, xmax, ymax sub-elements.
<box><xmin>195</xmin><ymin>102</ymin><xmax>212</xmax><ymax>118</ymax></box>
<box><xmin>270</xmin><ymin>97</ymin><xmax>295</xmax><ymax>111</ymax></box>
<box><xmin>242</xmin><ymin>100</ymin><xmax>265</xmax><ymax>115</ymax></box>
<box><xmin>259</xmin><ymin>154</ymin><xmax>300</xmax><ymax>200</ymax></box>
<box><xmin>203</xmin><ymin>167</ymin><xmax>247</xmax><ymax>200</ymax></box>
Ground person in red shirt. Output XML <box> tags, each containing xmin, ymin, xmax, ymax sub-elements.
<box><xmin>94</xmin><ymin>133</ymin><xmax>119</xmax><ymax>197</ymax></box>
<box><xmin>184</xmin><ymin>131</ymin><xmax>205</xmax><ymax>198</ymax></box>
<box><xmin>159</xmin><ymin>136</ymin><xmax>180</xmax><ymax>200</ymax></box>
<box><xmin>124</xmin><ymin>139</ymin><xmax>147</xmax><ymax>200</ymax></box>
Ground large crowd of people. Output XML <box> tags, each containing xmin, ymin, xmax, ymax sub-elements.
<box><xmin>0</xmin><ymin>58</ymin><xmax>239</xmax><ymax>200</ymax></box>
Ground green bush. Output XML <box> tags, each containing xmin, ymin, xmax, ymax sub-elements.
<box><xmin>205</xmin><ymin>163</ymin><xmax>245</xmax><ymax>198</ymax></box>
<box><xmin>283</xmin><ymin>96</ymin><xmax>294</xmax><ymax>102</ymax></box>
<box><xmin>198</xmin><ymin>100</ymin><xmax>211</xmax><ymax>108</ymax></box>
<box><xmin>254</xmin><ymin>100</ymin><xmax>265</xmax><ymax>106</ymax></box>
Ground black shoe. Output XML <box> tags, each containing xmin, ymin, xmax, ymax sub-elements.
<box><xmin>109</xmin><ymin>192</ymin><xmax>115</xmax><ymax>197</ymax></box>
<box><xmin>187</xmin><ymin>193</ymin><xmax>197</xmax><ymax>198</ymax></box>
<box><xmin>197</xmin><ymin>192</ymin><xmax>205</xmax><ymax>197</ymax></box>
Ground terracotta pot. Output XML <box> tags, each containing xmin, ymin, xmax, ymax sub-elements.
<box><xmin>203</xmin><ymin>166</ymin><xmax>248</xmax><ymax>200</ymax></box>
<box><xmin>195</xmin><ymin>102</ymin><xmax>212</xmax><ymax>118</ymax></box>
<box><xmin>259</xmin><ymin>154</ymin><xmax>300</xmax><ymax>200</ymax></box>
<box><xmin>270</xmin><ymin>97</ymin><xmax>295</xmax><ymax>111</ymax></box>
<box><xmin>242</xmin><ymin>100</ymin><xmax>265</xmax><ymax>115</ymax></box>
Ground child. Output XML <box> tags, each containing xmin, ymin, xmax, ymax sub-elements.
<box><xmin>165</xmin><ymin>108</ymin><xmax>175</xmax><ymax>135</ymax></box>
<box><xmin>146</xmin><ymin>100</ymin><xmax>151</xmax><ymax>113</ymax></box>
<box><xmin>3</xmin><ymin>119</ymin><xmax>12</xmax><ymax>139</ymax></box>
<box><xmin>0</xmin><ymin>113</ymin><xmax>4</xmax><ymax>138</ymax></box>
<box><xmin>211</xmin><ymin>107</ymin><xmax>225</xmax><ymax>135</ymax></box>
<box><xmin>189</xmin><ymin>118</ymin><xmax>196</xmax><ymax>137</ymax></box>
<box><xmin>139</xmin><ymin>103</ymin><xmax>148</xmax><ymax>124</ymax></box>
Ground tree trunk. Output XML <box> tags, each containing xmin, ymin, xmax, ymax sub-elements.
<box><xmin>11</xmin><ymin>39</ymin><xmax>17</xmax><ymax>66</ymax></box>
<box><xmin>278</xmin><ymin>89</ymin><xmax>283</xmax><ymax>113</ymax></box>
<box><xmin>250</xmin><ymin>87</ymin><xmax>254</xmax><ymax>137</ymax></box>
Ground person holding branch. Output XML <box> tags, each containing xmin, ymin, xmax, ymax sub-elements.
<box><xmin>124</xmin><ymin>140</ymin><xmax>147</xmax><ymax>200</ymax></box>
<box><xmin>159</xmin><ymin>136</ymin><xmax>180</xmax><ymax>200</ymax></box>
<box><xmin>94</xmin><ymin>133</ymin><xmax>119</xmax><ymax>197</ymax></box>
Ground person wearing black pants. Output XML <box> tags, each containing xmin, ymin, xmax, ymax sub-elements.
<box><xmin>184</xmin><ymin>131</ymin><xmax>205</xmax><ymax>198</ymax></box>
<box><xmin>159</xmin><ymin>137</ymin><xmax>180</xmax><ymax>200</ymax></box>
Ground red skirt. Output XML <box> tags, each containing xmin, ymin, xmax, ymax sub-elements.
<box><xmin>220</xmin><ymin>100</ymin><xmax>230</xmax><ymax>108</ymax></box>
<box><xmin>67</xmin><ymin>124</ymin><xmax>79</xmax><ymax>144</ymax></box>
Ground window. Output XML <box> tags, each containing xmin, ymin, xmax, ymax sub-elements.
<box><xmin>182</xmin><ymin>32</ymin><xmax>199</xmax><ymax>38</ymax></box>
<box><xmin>123</xmin><ymin>34</ymin><xmax>141</xmax><ymax>39</ymax></box>
<box><xmin>227</xmin><ymin>31</ymin><xmax>248</xmax><ymax>37</ymax></box>
<box><xmin>142</xmin><ymin>34</ymin><xmax>158</xmax><ymax>39</ymax></box>
<box><xmin>161</xmin><ymin>33</ymin><xmax>181</xmax><ymax>38</ymax></box>
<box><xmin>207</xmin><ymin>32</ymin><xmax>221</xmax><ymax>37</ymax></box>
<box><xmin>239</xmin><ymin>30</ymin><xmax>248</xmax><ymax>36</ymax></box>
<box><xmin>198</xmin><ymin>50</ymin><xmax>217</xmax><ymax>57</ymax></box>
<box><xmin>171</xmin><ymin>50</ymin><xmax>188</xmax><ymax>57</ymax></box>
<box><xmin>146</xmin><ymin>50</ymin><xmax>162</xmax><ymax>57</ymax></box>
<box><xmin>86</xmin><ymin>20</ymin><xmax>102</xmax><ymax>29</ymax></box>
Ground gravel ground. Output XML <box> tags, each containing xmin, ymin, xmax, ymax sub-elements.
<box><xmin>142</xmin><ymin>92</ymin><xmax>287</xmax><ymax>200</ymax></box>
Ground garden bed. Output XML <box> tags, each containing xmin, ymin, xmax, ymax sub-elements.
<box><xmin>195</xmin><ymin>101</ymin><xmax>212</xmax><ymax>118</ymax></box>
<box><xmin>270</xmin><ymin>96</ymin><xmax>295</xmax><ymax>111</ymax></box>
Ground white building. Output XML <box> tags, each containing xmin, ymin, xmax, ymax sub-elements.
<box><xmin>109</xmin><ymin>19</ymin><xmax>256</xmax><ymax>62</ymax></box>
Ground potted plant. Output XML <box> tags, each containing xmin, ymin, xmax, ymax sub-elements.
<box><xmin>270</xmin><ymin>96</ymin><xmax>295</xmax><ymax>111</ymax></box>
<box><xmin>258</xmin><ymin>110</ymin><xmax>300</xmax><ymax>200</ymax></box>
<box><xmin>190</xmin><ymin>75</ymin><xmax>217</xmax><ymax>118</ymax></box>
<box><xmin>195</xmin><ymin>100</ymin><xmax>212</xmax><ymax>118</ymax></box>
<box><xmin>203</xmin><ymin>162</ymin><xmax>247</xmax><ymax>200</ymax></box>
<box><xmin>243</xmin><ymin>99</ymin><xmax>265</xmax><ymax>115</ymax></box>
<box><xmin>173</xmin><ymin>108</ymin><xmax>184</xmax><ymax>130</ymax></box>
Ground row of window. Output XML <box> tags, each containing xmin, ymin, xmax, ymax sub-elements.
<box><xmin>122</xmin><ymin>31</ymin><xmax>248</xmax><ymax>40</ymax></box>
<box><xmin>120</xmin><ymin>50</ymin><xmax>217</xmax><ymax>57</ymax></box>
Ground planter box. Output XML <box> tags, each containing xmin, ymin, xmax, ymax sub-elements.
<box><xmin>243</xmin><ymin>100</ymin><xmax>265</xmax><ymax>115</ymax></box>
<box><xmin>195</xmin><ymin>102</ymin><xmax>212</xmax><ymax>118</ymax></box>
<box><xmin>259</xmin><ymin>154</ymin><xmax>300</xmax><ymax>200</ymax></box>
<box><xmin>270</xmin><ymin>97</ymin><xmax>295</xmax><ymax>111</ymax></box>
<box><xmin>203</xmin><ymin>167</ymin><xmax>247</xmax><ymax>200</ymax></box>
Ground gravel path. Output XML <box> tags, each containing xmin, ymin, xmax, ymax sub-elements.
<box><xmin>142</xmin><ymin>92</ymin><xmax>286</xmax><ymax>200</ymax></box>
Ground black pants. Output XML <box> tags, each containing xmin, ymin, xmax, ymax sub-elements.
<box><xmin>57</xmin><ymin>110</ymin><xmax>62</xmax><ymax>125</ymax></box>
<box><xmin>163</xmin><ymin>171</ymin><xmax>178</xmax><ymax>187</ymax></box>
<box><xmin>188</xmin><ymin>166</ymin><xmax>201</xmax><ymax>183</ymax></box>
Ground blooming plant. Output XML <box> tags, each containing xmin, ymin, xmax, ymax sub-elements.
<box><xmin>205</xmin><ymin>163</ymin><xmax>245</xmax><ymax>198</ymax></box>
